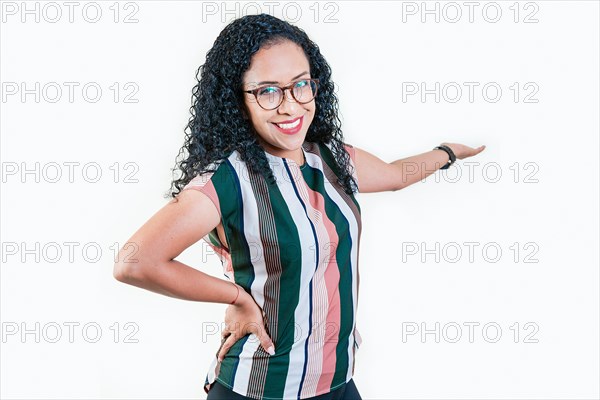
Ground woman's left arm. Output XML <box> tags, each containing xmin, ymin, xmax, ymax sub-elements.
<box><xmin>353</xmin><ymin>142</ymin><xmax>486</xmax><ymax>193</ymax></box>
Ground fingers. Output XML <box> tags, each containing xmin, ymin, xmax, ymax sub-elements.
<box><xmin>217</xmin><ymin>332</ymin><xmax>236</xmax><ymax>362</ymax></box>
<box><xmin>442</xmin><ymin>143</ymin><xmax>486</xmax><ymax>159</ymax></box>
<box><xmin>221</xmin><ymin>324</ymin><xmax>233</xmax><ymax>339</ymax></box>
<box><xmin>217</xmin><ymin>322</ymin><xmax>237</xmax><ymax>362</ymax></box>
<box><xmin>217</xmin><ymin>303</ymin><xmax>276</xmax><ymax>362</ymax></box>
<box><xmin>262</xmin><ymin>338</ymin><xmax>276</xmax><ymax>356</ymax></box>
<box><xmin>217</xmin><ymin>321</ymin><xmax>275</xmax><ymax>362</ymax></box>
<box><xmin>470</xmin><ymin>145</ymin><xmax>486</xmax><ymax>157</ymax></box>
<box><xmin>248</xmin><ymin>321</ymin><xmax>275</xmax><ymax>356</ymax></box>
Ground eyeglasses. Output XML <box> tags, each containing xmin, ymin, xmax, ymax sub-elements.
<box><xmin>243</xmin><ymin>78</ymin><xmax>319</xmax><ymax>110</ymax></box>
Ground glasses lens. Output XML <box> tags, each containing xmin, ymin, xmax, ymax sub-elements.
<box><xmin>257</xmin><ymin>86</ymin><xmax>282</xmax><ymax>110</ymax></box>
<box><xmin>292</xmin><ymin>79</ymin><xmax>317</xmax><ymax>103</ymax></box>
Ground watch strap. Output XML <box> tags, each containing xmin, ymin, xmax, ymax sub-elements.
<box><xmin>433</xmin><ymin>145</ymin><xmax>456</xmax><ymax>169</ymax></box>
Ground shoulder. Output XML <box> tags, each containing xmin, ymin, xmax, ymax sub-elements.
<box><xmin>181</xmin><ymin>153</ymin><xmax>239</xmax><ymax>217</ymax></box>
<box><xmin>183</xmin><ymin>152</ymin><xmax>237</xmax><ymax>191</ymax></box>
<box><xmin>342</xmin><ymin>142</ymin><xmax>356</xmax><ymax>160</ymax></box>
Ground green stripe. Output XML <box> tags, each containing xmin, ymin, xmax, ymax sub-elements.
<box><xmin>210</xmin><ymin>159</ymin><xmax>256</xmax><ymax>386</ymax></box>
<box><xmin>260</xmin><ymin>168</ymin><xmax>303</xmax><ymax>398</ymax></box>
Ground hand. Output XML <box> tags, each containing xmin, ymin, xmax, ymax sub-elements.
<box><xmin>217</xmin><ymin>284</ymin><xmax>275</xmax><ymax>362</ymax></box>
<box><xmin>440</xmin><ymin>142</ymin><xmax>486</xmax><ymax>160</ymax></box>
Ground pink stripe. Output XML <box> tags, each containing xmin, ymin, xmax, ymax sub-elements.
<box><xmin>313</xmin><ymin>194</ymin><xmax>341</xmax><ymax>394</ymax></box>
<box><xmin>293</xmin><ymin>173</ymin><xmax>341</xmax><ymax>396</ymax></box>
<box><xmin>182</xmin><ymin>173</ymin><xmax>221</xmax><ymax>217</ymax></box>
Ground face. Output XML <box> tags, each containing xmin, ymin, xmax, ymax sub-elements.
<box><xmin>241</xmin><ymin>40</ymin><xmax>316</xmax><ymax>162</ymax></box>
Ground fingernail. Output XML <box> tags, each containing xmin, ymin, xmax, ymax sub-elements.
<box><xmin>266</xmin><ymin>345</ymin><xmax>275</xmax><ymax>355</ymax></box>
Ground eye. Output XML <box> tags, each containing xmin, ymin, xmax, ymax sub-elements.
<box><xmin>258</xmin><ymin>86</ymin><xmax>279</xmax><ymax>95</ymax></box>
<box><xmin>294</xmin><ymin>80</ymin><xmax>309</xmax><ymax>88</ymax></box>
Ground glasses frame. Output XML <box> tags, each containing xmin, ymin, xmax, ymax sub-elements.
<box><xmin>243</xmin><ymin>78</ymin><xmax>320</xmax><ymax>110</ymax></box>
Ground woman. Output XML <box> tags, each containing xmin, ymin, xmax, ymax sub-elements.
<box><xmin>113</xmin><ymin>13</ymin><xmax>485</xmax><ymax>400</ymax></box>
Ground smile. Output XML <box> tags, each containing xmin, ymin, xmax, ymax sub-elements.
<box><xmin>272</xmin><ymin>116</ymin><xmax>303</xmax><ymax>135</ymax></box>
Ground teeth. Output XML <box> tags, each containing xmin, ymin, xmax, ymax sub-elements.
<box><xmin>275</xmin><ymin>118</ymin><xmax>301</xmax><ymax>130</ymax></box>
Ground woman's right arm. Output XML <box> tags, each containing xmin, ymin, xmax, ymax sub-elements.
<box><xmin>112</xmin><ymin>189</ymin><xmax>238</xmax><ymax>304</ymax></box>
<box><xmin>113</xmin><ymin>189</ymin><xmax>276</xmax><ymax>355</ymax></box>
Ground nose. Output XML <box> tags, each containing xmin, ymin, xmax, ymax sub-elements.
<box><xmin>277</xmin><ymin>88</ymin><xmax>301</xmax><ymax>115</ymax></box>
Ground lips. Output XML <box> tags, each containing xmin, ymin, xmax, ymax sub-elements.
<box><xmin>271</xmin><ymin>116</ymin><xmax>303</xmax><ymax>135</ymax></box>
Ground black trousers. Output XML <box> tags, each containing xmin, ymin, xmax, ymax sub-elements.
<box><xmin>206</xmin><ymin>379</ymin><xmax>362</xmax><ymax>400</ymax></box>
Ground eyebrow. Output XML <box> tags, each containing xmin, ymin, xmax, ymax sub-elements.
<box><xmin>256</xmin><ymin>71</ymin><xmax>310</xmax><ymax>86</ymax></box>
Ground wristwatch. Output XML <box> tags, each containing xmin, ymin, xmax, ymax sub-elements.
<box><xmin>433</xmin><ymin>145</ymin><xmax>456</xmax><ymax>170</ymax></box>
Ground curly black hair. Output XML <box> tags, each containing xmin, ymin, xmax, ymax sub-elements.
<box><xmin>165</xmin><ymin>13</ymin><xmax>358</xmax><ymax>200</ymax></box>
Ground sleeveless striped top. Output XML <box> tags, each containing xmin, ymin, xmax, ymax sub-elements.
<box><xmin>182</xmin><ymin>140</ymin><xmax>362</xmax><ymax>400</ymax></box>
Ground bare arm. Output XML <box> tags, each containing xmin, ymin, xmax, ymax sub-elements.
<box><xmin>114</xmin><ymin>188</ymin><xmax>277</xmax><ymax>354</ymax></box>
<box><xmin>354</xmin><ymin>142</ymin><xmax>486</xmax><ymax>193</ymax></box>
<box><xmin>113</xmin><ymin>189</ymin><xmax>238</xmax><ymax>305</ymax></box>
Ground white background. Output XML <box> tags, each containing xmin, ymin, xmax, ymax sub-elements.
<box><xmin>1</xmin><ymin>1</ymin><xmax>598</xmax><ymax>399</ymax></box>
